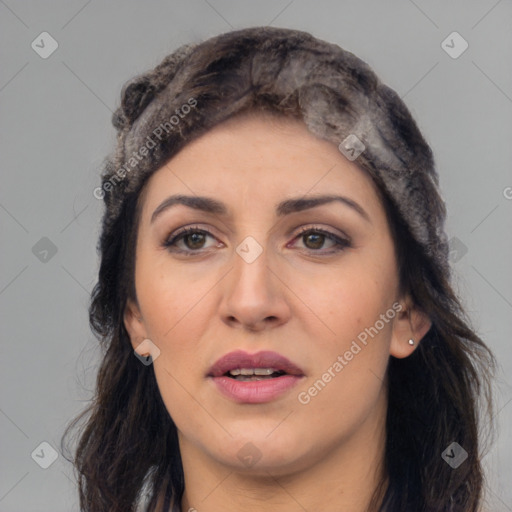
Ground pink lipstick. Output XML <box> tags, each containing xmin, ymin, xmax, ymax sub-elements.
<box><xmin>207</xmin><ymin>350</ymin><xmax>305</xmax><ymax>404</ymax></box>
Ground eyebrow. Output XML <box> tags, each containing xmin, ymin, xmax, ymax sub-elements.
<box><xmin>150</xmin><ymin>193</ymin><xmax>371</xmax><ymax>224</ymax></box>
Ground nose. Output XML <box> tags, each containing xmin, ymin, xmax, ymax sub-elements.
<box><xmin>218</xmin><ymin>244</ymin><xmax>292</xmax><ymax>332</ymax></box>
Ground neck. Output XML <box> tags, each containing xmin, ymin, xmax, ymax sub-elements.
<box><xmin>177</xmin><ymin>395</ymin><xmax>388</xmax><ymax>512</ymax></box>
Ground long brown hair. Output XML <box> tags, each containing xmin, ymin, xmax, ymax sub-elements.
<box><xmin>61</xmin><ymin>26</ymin><xmax>495</xmax><ymax>511</ymax></box>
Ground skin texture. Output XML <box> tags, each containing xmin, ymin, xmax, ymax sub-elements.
<box><xmin>124</xmin><ymin>112</ymin><xmax>431</xmax><ymax>512</ymax></box>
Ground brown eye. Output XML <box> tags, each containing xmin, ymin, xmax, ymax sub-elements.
<box><xmin>302</xmin><ymin>232</ymin><xmax>327</xmax><ymax>250</ymax></box>
<box><xmin>293</xmin><ymin>227</ymin><xmax>351</xmax><ymax>254</ymax></box>
<box><xmin>182</xmin><ymin>232</ymin><xmax>207</xmax><ymax>250</ymax></box>
<box><xmin>163</xmin><ymin>226</ymin><xmax>220</xmax><ymax>255</ymax></box>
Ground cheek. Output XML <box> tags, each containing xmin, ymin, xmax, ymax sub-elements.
<box><xmin>293</xmin><ymin>282</ymin><xmax>395</xmax><ymax>441</ymax></box>
<box><xmin>292</xmin><ymin>243</ymin><xmax>398</xmax><ymax>343</ymax></box>
<box><xmin>135</xmin><ymin>263</ymin><xmax>212</xmax><ymax>425</ymax></box>
<box><xmin>304</xmin><ymin>255</ymin><xmax>397</xmax><ymax>405</ymax></box>
<box><xmin>298</xmin><ymin>278</ymin><xmax>395</xmax><ymax>390</ymax></box>
<box><xmin>290</xmin><ymin>245</ymin><xmax>398</xmax><ymax>420</ymax></box>
<box><xmin>132</xmin><ymin>257</ymin><xmax>196</xmax><ymax>386</ymax></box>
<box><xmin>135</xmin><ymin>243</ymin><xmax>211</xmax><ymax>336</ymax></box>
<box><xmin>137</xmin><ymin>280</ymin><xmax>209</xmax><ymax>372</ymax></box>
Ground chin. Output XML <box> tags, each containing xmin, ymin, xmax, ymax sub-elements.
<box><xmin>211</xmin><ymin>427</ymin><xmax>313</xmax><ymax>475</ymax></box>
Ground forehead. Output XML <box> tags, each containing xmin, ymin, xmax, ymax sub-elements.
<box><xmin>138</xmin><ymin>112</ymin><xmax>384</xmax><ymax>221</ymax></box>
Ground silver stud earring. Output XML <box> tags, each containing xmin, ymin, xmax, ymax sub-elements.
<box><xmin>408</xmin><ymin>339</ymin><xmax>415</xmax><ymax>346</ymax></box>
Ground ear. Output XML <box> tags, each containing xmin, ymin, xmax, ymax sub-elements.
<box><xmin>390</xmin><ymin>298</ymin><xmax>432</xmax><ymax>359</ymax></box>
<box><xmin>123</xmin><ymin>298</ymin><xmax>149</xmax><ymax>354</ymax></box>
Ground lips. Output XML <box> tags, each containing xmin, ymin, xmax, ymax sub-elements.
<box><xmin>207</xmin><ymin>350</ymin><xmax>305</xmax><ymax>404</ymax></box>
<box><xmin>207</xmin><ymin>350</ymin><xmax>304</xmax><ymax>378</ymax></box>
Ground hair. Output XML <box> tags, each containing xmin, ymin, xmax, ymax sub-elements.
<box><xmin>61</xmin><ymin>26</ymin><xmax>496</xmax><ymax>511</ymax></box>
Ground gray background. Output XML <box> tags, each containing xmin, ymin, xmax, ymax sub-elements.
<box><xmin>1</xmin><ymin>1</ymin><xmax>511</xmax><ymax>510</ymax></box>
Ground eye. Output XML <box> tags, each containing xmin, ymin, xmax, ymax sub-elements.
<box><xmin>163</xmin><ymin>225</ymin><xmax>351</xmax><ymax>257</ymax></box>
<box><xmin>163</xmin><ymin>226</ymin><xmax>221</xmax><ymax>255</ymax></box>
<box><xmin>290</xmin><ymin>226</ymin><xmax>351</xmax><ymax>253</ymax></box>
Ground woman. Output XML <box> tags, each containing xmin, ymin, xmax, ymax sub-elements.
<box><xmin>61</xmin><ymin>26</ymin><xmax>495</xmax><ymax>511</ymax></box>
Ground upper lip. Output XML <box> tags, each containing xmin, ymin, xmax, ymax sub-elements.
<box><xmin>207</xmin><ymin>350</ymin><xmax>305</xmax><ymax>377</ymax></box>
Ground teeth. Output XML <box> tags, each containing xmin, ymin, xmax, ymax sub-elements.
<box><xmin>228</xmin><ymin>368</ymin><xmax>279</xmax><ymax>376</ymax></box>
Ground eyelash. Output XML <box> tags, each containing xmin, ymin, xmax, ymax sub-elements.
<box><xmin>163</xmin><ymin>225</ymin><xmax>351</xmax><ymax>257</ymax></box>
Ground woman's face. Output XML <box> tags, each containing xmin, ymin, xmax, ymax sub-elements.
<box><xmin>124</xmin><ymin>112</ymin><xmax>423</xmax><ymax>476</ymax></box>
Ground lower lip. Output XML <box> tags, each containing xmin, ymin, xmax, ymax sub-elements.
<box><xmin>210</xmin><ymin>375</ymin><xmax>303</xmax><ymax>403</ymax></box>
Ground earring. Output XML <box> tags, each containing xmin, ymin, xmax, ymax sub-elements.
<box><xmin>408</xmin><ymin>339</ymin><xmax>415</xmax><ymax>346</ymax></box>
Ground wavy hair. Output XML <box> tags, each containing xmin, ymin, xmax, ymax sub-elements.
<box><xmin>61</xmin><ymin>26</ymin><xmax>495</xmax><ymax>512</ymax></box>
